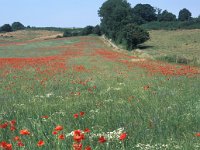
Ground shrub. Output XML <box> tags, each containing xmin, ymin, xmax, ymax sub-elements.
<box><xmin>120</xmin><ymin>24</ymin><xmax>150</xmax><ymax>50</ymax></box>
<box><xmin>63</xmin><ymin>30</ymin><xmax>72</xmax><ymax>37</ymax></box>
<box><xmin>12</xmin><ymin>22</ymin><xmax>25</xmax><ymax>31</ymax></box>
<box><xmin>0</xmin><ymin>24</ymin><xmax>12</xmax><ymax>32</ymax></box>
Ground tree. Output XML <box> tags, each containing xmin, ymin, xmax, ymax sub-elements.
<box><xmin>12</xmin><ymin>22</ymin><xmax>25</xmax><ymax>31</ymax></box>
<box><xmin>178</xmin><ymin>8</ymin><xmax>192</xmax><ymax>21</ymax></box>
<box><xmin>81</xmin><ymin>26</ymin><xmax>94</xmax><ymax>35</ymax></box>
<box><xmin>158</xmin><ymin>10</ymin><xmax>176</xmax><ymax>21</ymax></box>
<box><xmin>92</xmin><ymin>25</ymin><xmax>102</xmax><ymax>36</ymax></box>
<box><xmin>120</xmin><ymin>24</ymin><xmax>149</xmax><ymax>50</ymax></box>
<box><xmin>132</xmin><ymin>4</ymin><xmax>157</xmax><ymax>22</ymax></box>
<box><xmin>0</xmin><ymin>24</ymin><xmax>12</xmax><ymax>32</ymax></box>
<box><xmin>63</xmin><ymin>30</ymin><xmax>72</xmax><ymax>37</ymax></box>
<box><xmin>98</xmin><ymin>0</ymin><xmax>133</xmax><ymax>40</ymax></box>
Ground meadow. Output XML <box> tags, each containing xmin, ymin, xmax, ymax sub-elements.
<box><xmin>0</xmin><ymin>30</ymin><xmax>200</xmax><ymax>150</ymax></box>
<box><xmin>143</xmin><ymin>29</ymin><xmax>200</xmax><ymax>66</ymax></box>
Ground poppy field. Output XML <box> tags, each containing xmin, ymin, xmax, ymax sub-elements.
<box><xmin>0</xmin><ymin>31</ymin><xmax>200</xmax><ymax>150</ymax></box>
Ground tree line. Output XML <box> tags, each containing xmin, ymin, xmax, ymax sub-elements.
<box><xmin>1</xmin><ymin>1</ymin><xmax>199</xmax><ymax>50</ymax></box>
<box><xmin>0</xmin><ymin>22</ymin><xmax>25</xmax><ymax>32</ymax></box>
<box><xmin>98</xmin><ymin>0</ymin><xmax>199</xmax><ymax>50</ymax></box>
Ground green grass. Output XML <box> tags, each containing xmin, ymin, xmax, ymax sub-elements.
<box><xmin>141</xmin><ymin>29</ymin><xmax>200</xmax><ymax>66</ymax></box>
<box><xmin>0</xmin><ymin>35</ymin><xmax>200</xmax><ymax>149</ymax></box>
<box><xmin>0</xmin><ymin>38</ymin><xmax>79</xmax><ymax>57</ymax></box>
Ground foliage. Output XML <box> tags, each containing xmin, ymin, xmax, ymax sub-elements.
<box><xmin>0</xmin><ymin>24</ymin><xmax>12</xmax><ymax>32</ymax></box>
<box><xmin>178</xmin><ymin>8</ymin><xmax>192</xmax><ymax>21</ymax></box>
<box><xmin>98</xmin><ymin>0</ymin><xmax>133</xmax><ymax>40</ymax></box>
<box><xmin>120</xmin><ymin>24</ymin><xmax>149</xmax><ymax>50</ymax></box>
<box><xmin>132</xmin><ymin>4</ymin><xmax>157</xmax><ymax>22</ymax></box>
<box><xmin>92</xmin><ymin>25</ymin><xmax>102</xmax><ymax>36</ymax></box>
<box><xmin>80</xmin><ymin>26</ymin><xmax>94</xmax><ymax>35</ymax></box>
<box><xmin>141</xmin><ymin>20</ymin><xmax>200</xmax><ymax>30</ymax></box>
<box><xmin>158</xmin><ymin>10</ymin><xmax>176</xmax><ymax>21</ymax></box>
<box><xmin>12</xmin><ymin>22</ymin><xmax>25</xmax><ymax>31</ymax></box>
<box><xmin>63</xmin><ymin>30</ymin><xmax>72</xmax><ymax>37</ymax></box>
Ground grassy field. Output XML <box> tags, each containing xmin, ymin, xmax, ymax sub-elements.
<box><xmin>142</xmin><ymin>29</ymin><xmax>200</xmax><ymax>66</ymax></box>
<box><xmin>0</xmin><ymin>30</ymin><xmax>200</xmax><ymax>150</ymax></box>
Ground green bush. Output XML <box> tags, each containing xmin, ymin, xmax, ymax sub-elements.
<box><xmin>120</xmin><ymin>24</ymin><xmax>149</xmax><ymax>50</ymax></box>
<box><xmin>12</xmin><ymin>22</ymin><xmax>25</xmax><ymax>31</ymax></box>
<box><xmin>0</xmin><ymin>24</ymin><xmax>12</xmax><ymax>32</ymax></box>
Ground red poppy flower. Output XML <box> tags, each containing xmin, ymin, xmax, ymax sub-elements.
<box><xmin>0</xmin><ymin>141</ymin><xmax>12</xmax><ymax>150</ymax></box>
<box><xmin>10</xmin><ymin>120</ymin><xmax>16</xmax><ymax>125</ymax></box>
<box><xmin>98</xmin><ymin>136</ymin><xmax>106</xmax><ymax>143</ymax></box>
<box><xmin>0</xmin><ymin>122</ymin><xmax>8</xmax><ymax>129</ymax></box>
<box><xmin>73</xmin><ymin>114</ymin><xmax>79</xmax><ymax>119</ymax></box>
<box><xmin>84</xmin><ymin>128</ymin><xmax>90</xmax><ymax>133</ymax></box>
<box><xmin>13</xmin><ymin>136</ymin><xmax>21</xmax><ymax>142</ymax></box>
<box><xmin>0</xmin><ymin>141</ymin><xmax>7</xmax><ymax>148</ymax></box>
<box><xmin>119</xmin><ymin>133</ymin><xmax>127</xmax><ymax>140</ymax></box>
<box><xmin>58</xmin><ymin>134</ymin><xmax>65</xmax><ymax>140</ymax></box>
<box><xmin>195</xmin><ymin>133</ymin><xmax>200</xmax><ymax>137</ymax></box>
<box><xmin>85</xmin><ymin>146</ymin><xmax>92</xmax><ymax>150</ymax></box>
<box><xmin>79</xmin><ymin>112</ymin><xmax>85</xmax><ymax>116</ymax></box>
<box><xmin>20</xmin><ymin>129</ymin><xmax>30</xmax><ymax>135</ymax></box>
<box><xmin>37</xmin><ymin>140</ymin><xmax>45</xmax><ymax>147</ymax></box>
<box><xmin>54</xmin><ymin>125</ymin><xmax>63</xmax><ymax>131</ymax></box>
<box><xmin>73</xmin><ymin>130</ymin><xmax>84</xmax><ymax>143</ymax></box>
<box><xmin>52</xmin><ymin>131</ymin><xmax>58</xmax><ymax>135</ymax></box>
<box><xmin>73</xmin><ymin>143</ymin><xmax>82</xmax><ymax>150</ymax></box>
<box><xmin>10</xmin><ymin>125</ymin><xmax>16</xmax><ymax>131</ymax></box>
<box><xmin>41</xmin><ymin>116</ymin><xmax>49</xmax><ymax>119</ymax></box>
<box><xmin>17</xmin><ymin>141</ymin><xmax>24</xmax><ymax>147</ymax></box>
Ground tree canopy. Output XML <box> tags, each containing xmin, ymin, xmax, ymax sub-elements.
<box><xmin>0</xmin><ymin>24</ymin><xmax>12</xmax><ymax>32</ymax></box>
<box><xmin>158</xmin><ymin>10</ymin><xmax>176</xmax><ymax>21</ymax></box>
<box><xmin>178</xmin><ymin>8</ymin><xmax>192</xmax><ymax>21</ymax></box>
<box><xmin>132</xmin><ymin>4</ymin><xmax>157</xmax><ymax>22</ymax></box>
<box><xmin>12</xmin><ymin>22</ymin><xmax>25</xmax><ymax>31</ymax></box>
<box><xmin>99</xmin><ymin>0</ymin><xmax>150</xmax><ymax>50</ymax></box>
<box><xmin>98</xmin><ymin>0</ymin><xmax>133</xmax><ymax>40</ymax></box>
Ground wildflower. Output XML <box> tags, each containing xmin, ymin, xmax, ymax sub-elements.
<box><xmin>58</xmin><ymin>134</ymin><xmax>65</xmax><ymax>140</ymax></box>
<box><xmin>73</xmin><ymin>143</ymin><xmax>82</xmax><ymax>150</ymax></box>
<box><xmin>10</xmin><ymin>120</ymin><xmax>16</xmax><ymax>125</ymax></box>
<box><xmin>79</xmin><ymin>112</ymin><xmax>85</xmax><ymax>116</ymax></box>
<box><xmin>20</xmin><ymin>129</ymin><xmax>30</xmax><ymax>135</ymax></box>
<box><xmin>74</xmin><ymin>114</ymin><xmax>79</xmax><ymax>119</ymax></box>
<box><xmin>17</xmin><ymin>141</ymin><xmax>24</xmax><ymax>147</ymax></box>
<box><xmin>0</xmin><ymin>122</ymin><xmax>8</xmax><ymax>129</ymax></box>
<box><xmin>119</xmin><ymin>133</ymin><xmax>127</xmax><ymax>141</ymax></box>
<box><xmin>0</xmin><ymin>141</ymin><xmax>7</xmax><ymax>148</ymax></box>
<box><xmin>37</xmin><ymin>140</ymin><xmax>45</xmax><ymax>147</ymax></box>
<box><xmin>195</xmin><ymin>133</ymin><xmax>200</xmax><ymax>137</ymax></box>
<box><xmin>84</xmin><ymin>128</ymin><xmax>90</xmax><ymax>133</ymax></box>
<box><xmin>10</xmin><ymin>126</ymin><xmax>16</xmax><ymax>131</ymax></box>
<box><xmin>73</xmin><ymin>130</ymin><xmax>84</xmax><ymax>143</ymax></box>
<box><xmin>98</xmin><ymin>136</ymin><xmax>106</xmax><ymax>143</ymax></box>
<box><xmin>0</xmin><ymin>141</ymin><xmax>12</xmax><ymax>150</ymax></box>
<box><xmin>52</xmin><ymin>131</ymin><xmax>58</xmax><ymax>135</ymax></box>
<box><xmin>13</xmin><ymin>136</ymin><xmax>20</xmax><ymax>142</ymax></box>
<box><xmin>41</xmin><ymin>116</ymin><xmax>49</xmax><ymax>119</ymax></box>
<box><xmin>85</xmin><ymin>146</ymin><xmax>92</xmax><ymax>150</ymax></box>
<box><xmin>54</xmin><ymin>125</ymin><xmax>63</xmax><ymax>131</ymax></box>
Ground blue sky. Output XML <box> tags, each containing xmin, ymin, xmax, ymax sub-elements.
<box><xmin>0</xmin><ymin>0</ymin><xmax>199</xmax><ymax>27</ymax></box>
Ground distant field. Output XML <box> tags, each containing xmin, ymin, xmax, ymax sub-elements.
<box><xmin>143</xmin><ymin>29</ymin><xmax>200</xmax><ymax>66</ymax></box>
<box><xmin>0</xmin><ymin>30</ymin><xmax>62</xmax><ymax>43</ymax></box>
